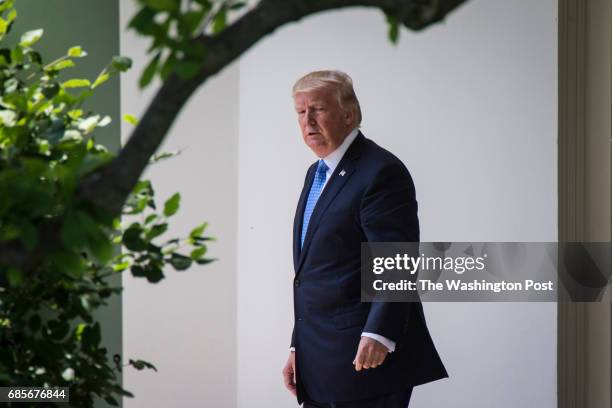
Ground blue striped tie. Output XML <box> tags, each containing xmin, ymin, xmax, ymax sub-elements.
<box><xmin>301</xmin><ymin>160</ymin><xmax>328</xmax><ymax>247</ymax></box>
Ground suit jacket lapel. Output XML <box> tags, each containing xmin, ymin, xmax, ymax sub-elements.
<box><xmin>295</xmin><ymin>133</ymin><xmax>365</xmax><ymax>275</ymax></box>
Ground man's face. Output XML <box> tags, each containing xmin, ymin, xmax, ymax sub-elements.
<box><xmin>294</xmin><ymin>87</ymin><xmax>353</xmax><ymax>158</ymax></box>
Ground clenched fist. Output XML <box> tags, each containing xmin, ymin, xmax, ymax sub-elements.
<box><xmin>353</xmin><ymin>337</ymin><xmax>388</xmax><ymax>371</ymax></box>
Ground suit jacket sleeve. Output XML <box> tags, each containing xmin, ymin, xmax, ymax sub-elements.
<box><xmin>360</xmin><ymin>161</ymin><xmax>419</xmax><ymax>342</ymax></box>
<box><xmin>290</xmin><ymin>326</ymin><xmax>295</xmax><ymax>348</ymax></box>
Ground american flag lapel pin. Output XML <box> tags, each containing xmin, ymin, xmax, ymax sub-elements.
<box><xmin>339</xmin><ymin>169</ymin><xmax>346</xmax><ymax>177</ymax></box>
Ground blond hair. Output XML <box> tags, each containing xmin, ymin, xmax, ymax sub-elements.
<box><xmin>292</xmin><ymin>70</ymin><xmax>362</xmax><ymax>126</ymax></box>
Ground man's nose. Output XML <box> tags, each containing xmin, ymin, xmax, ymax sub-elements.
<box><xmin>305</xmin><ymin>109</ymin><xmax>316</xmax><ymax>124</ymax></box>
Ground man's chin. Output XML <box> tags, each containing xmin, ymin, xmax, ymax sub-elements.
<box><xmin>305</xmin><ymin>140</ymin><xmax>327</xmax><ymax>155</ymax></box>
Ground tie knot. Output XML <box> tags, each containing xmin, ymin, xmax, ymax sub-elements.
<box><xmin>316</xmin><ymin>160</ymin><xmax>328</xmax><ymax>174</ymax></box>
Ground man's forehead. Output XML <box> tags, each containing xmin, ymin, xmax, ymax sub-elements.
<box><xmin>294</xmin><ymin>89</ymin><xmax>333</xmax><ymax>104</ymax></box>
<box><xmin>294</xmin><ymin>98</ymin><xmax>325</xmax><ymax>105</ymax></box>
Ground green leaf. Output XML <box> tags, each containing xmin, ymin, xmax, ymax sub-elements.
<box><xmin>129</xmin><ymin>359</ymin><xmax>157</xmax><ymax>371</ymax></box>
<box><xmin>123</xmin><ymin>113</ymin><xmax>139</xmax><ymax>125</ymax></box>
<box><xmin>181</xmin><ymin>10</ymin><xmax>206</xmax><ymax>34</ymax></box>
<box><xmin>160</xmin><ymin>53</ymin><xmax>177</xmax><ymax>80</ymax></box>
<box><xmin>81</xmin><ymin>323</ymin><xmax>101</xmax><ymax>350</ymax></box>
<box><xmin>139</xmin><ymin>52</ymin><xmax>161</xmax><ymax>88</ymax></box>
<box><xmin>6</xmin><ymin>8</ymin><xmax>16</xmax><ymax>23</ymax></box>
<box><xmin>133</xmin><ymin>180</ymin><xmax>154</xmax><ymax>196</ymax></box>
<box><xmin>113</xmin><ymin>261</ymin><xmax>131</xmax><ymax>272</ymax></box>
<box><xmin>0</xmin><ymin>1</ymin><xmax>14</xmax><ymax>13</ymax></box>
<box><xmin>67</xmin><ymin>109</ymin><xmax>83</xmax><ymax>119</ymax></box>
<box><xmin>37</xmin><ymin>139</ymin><xmax>50</xmax><ymax>155</ymax></box>
<box><xmin>150</xmin><ymin>149</ymin><xmax>182</xmax><ymax>164</ymax></box>
<box><xmin>10</xmin><ymin>45</ymin><xmax>23</xmax><ymax>64</ymax></box>
<box><xmin>145</xmin><ymin>264</ymin><xmax>164</xmax><ymax>283</ymax></box>
<box><xmin>111</xmin><ymin>56</ymin><xmax>132</xmax><ymax>72</ymax></box>
<box><xmin>27</xmin><ymin>50</ymin><xmax>42</xmax><ymax>65</ymax></box>
<box><xmin>0</xmin><ymin>49</ymin><xmax>9</xmax><ymax>65</ymax></box>
<box><xmin>63</xmin><ymin>79</ymin><xmax>91</xmax><ymax>88</ymax></box>
<box><xmin>110</xmin><ymin>385</ymin><xmax>135</xmax><ymax>398</ymax></box>
<box><xmin>385</xmin><ymin>13</ymin><xmax>399</xmax><ymax>44</ymax></box>
<box><xmin>163</xmin><ymin>193</ymin><xmax>180</xmax><ymax>217</ymax></box>
<box><xmin>0</xmin><ymin>17</ymin><xmax>7</xmax><ymax>37</ymax></box>
<box><xmin>67</xmin><ymin>46</ymin><xmax>87</xmax><ymax>57</ymax></box>
<box><xmin>124</xmin><ymin>197</ymin><xmax>147</xmax><ymax>215</ymax></box>
<box><xmin>190</xmin><ymin>222</ymin><xmax>208</xmax><ymax>238</ymax></box>
<box><xmin>74</xmin><ymin>323</ymin><xmax>86</xmax><ymax>341</ymax></box>
<box><xmin>131</xmin><ymin>265</ymin><xmax>147</xmax><ymax>278</ymax></box>
<box><xmin>212</xmin><ymin>8</ymin><xmax>227</xmax><ymax>34</ymax></box>
<box><xmin>143</xmin><ymin>0</ymin><xmax>179</xmax><ymax>12</ymax></box>
<box><xmin>190</xmin><ymin>246</ymin><xmax>207</xmax><ymax>260</ymax></box>
<box><xmin>145</xmin><ymin>223</ymin><xmax>168</xmax><ymax>241</ymax></box>
<box><xmin>92</xmin><ymin>72</ymin><xmax>110</xmax><ymax>89</ymax></box>
<box><xmin>169</xmin><ymin>253</ymin><xmax>192</xmax><ymax>271</ymax></box>
<box><xmin>144</xmin><ymin>214</ymin><xmax>158</xmax><ymax>225</ymax></box>
<box><xmin>128</xmin><ymin>7</ymin><xmax>157</xmax><ymax>35</ymax></box>
<box><xmin>123</xmin><ymin>225</ymin><xmax>147</xmax><ymax>251</ymax></box>
<box><xmin>19</xmin><ymin>28</ymin><xmax>43</xmax><ymax>47</ymax></box>
<box><xmin>42</xmin><ymin>82</ymin><xmax>60</xmax><ymax>99</ymax></box>
<box><xmin>47</xmin><ymin>59</ymin><xmax>74</xmax><ymax>71</ymax></box>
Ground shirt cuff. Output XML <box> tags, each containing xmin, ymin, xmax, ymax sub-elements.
<box><xmin>361</xmin><ymin>332</ymin><xmax>395</xmax><ymax>352</ymax></box>
<box><xmin>289</xmin><ymin>347</ymin><xmax>295</xmax><ymax>352</ymax></box>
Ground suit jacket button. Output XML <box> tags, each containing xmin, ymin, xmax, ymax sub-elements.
<box><xmin>294</xmin><ymin>279</ymin><xmax>300</xmax><ymax>287</ymax></box>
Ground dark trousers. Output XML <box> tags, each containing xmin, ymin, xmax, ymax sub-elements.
<box><xmin>303</xmin><ymin>387</ymin><xmax>413</xmax><ymax>408</ymax></box>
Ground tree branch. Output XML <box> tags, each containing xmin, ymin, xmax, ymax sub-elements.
<box><xmin>77</xmin><ymin>0</ymin><xmax>468</xmax><ymax>217</ymax></box>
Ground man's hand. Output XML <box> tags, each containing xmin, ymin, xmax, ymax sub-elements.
<box><xmin>353</xmin><ymin>337</ymin><xmax>388</xmax><ymax>371</ymax></box>
<box><xmin>282</xmin><ymin>351</ymin><xmax>297</xmax><ymax>396</ymax></box>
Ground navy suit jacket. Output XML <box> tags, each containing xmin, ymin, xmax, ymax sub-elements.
<box><xmin>291</xmin><ymin>132</ymin><xmax>448</xmax><ymax>404</ymax></box>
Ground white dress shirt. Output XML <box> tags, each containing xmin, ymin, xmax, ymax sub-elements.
<box><xmin>293</xmin><ymin>127</ymin><xmax>395</xmax><ymax>353</ymax></box>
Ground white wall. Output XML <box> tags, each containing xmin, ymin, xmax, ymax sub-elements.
<box><xmin>237</xmin><ymin>0</ymin><xmax>557</xmax><ymax>407</ymax></box>
<box><xmin>120</xmin><ymin>2</ymin><xmax>239</xmax><ymax>407</ymax></box>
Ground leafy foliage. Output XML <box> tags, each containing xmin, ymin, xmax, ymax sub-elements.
<box><xmin>0</xmin><ymin>3</ymin><xmax>213</xmax><ymax>406</ymax></box>
<box><xmin>128</xmin><ymin>0</ymin><xmax>247</xmax><ymax>87</ymax></box>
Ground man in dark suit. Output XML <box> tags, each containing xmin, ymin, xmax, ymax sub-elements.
<box><xmin>282</xmin><ymin>71</ymin><xmax>447</xmax><ymax>408</ymax></box>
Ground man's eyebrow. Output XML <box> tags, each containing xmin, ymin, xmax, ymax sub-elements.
<box><xmin>295</xmin><ymin>100</ymin><xmax>324</xmax><ymax>107</ymax></box>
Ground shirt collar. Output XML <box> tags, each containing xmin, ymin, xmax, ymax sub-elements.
<box><xmin>322</xmin><ymin>127</ymin><xmax>359</xmax><ymax>174</ymax></box>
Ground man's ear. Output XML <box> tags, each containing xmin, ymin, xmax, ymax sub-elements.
<box><xmin>345</xmin><ymin>108</ymin><xmax>354</xmax><ymax>126</ymax></box>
